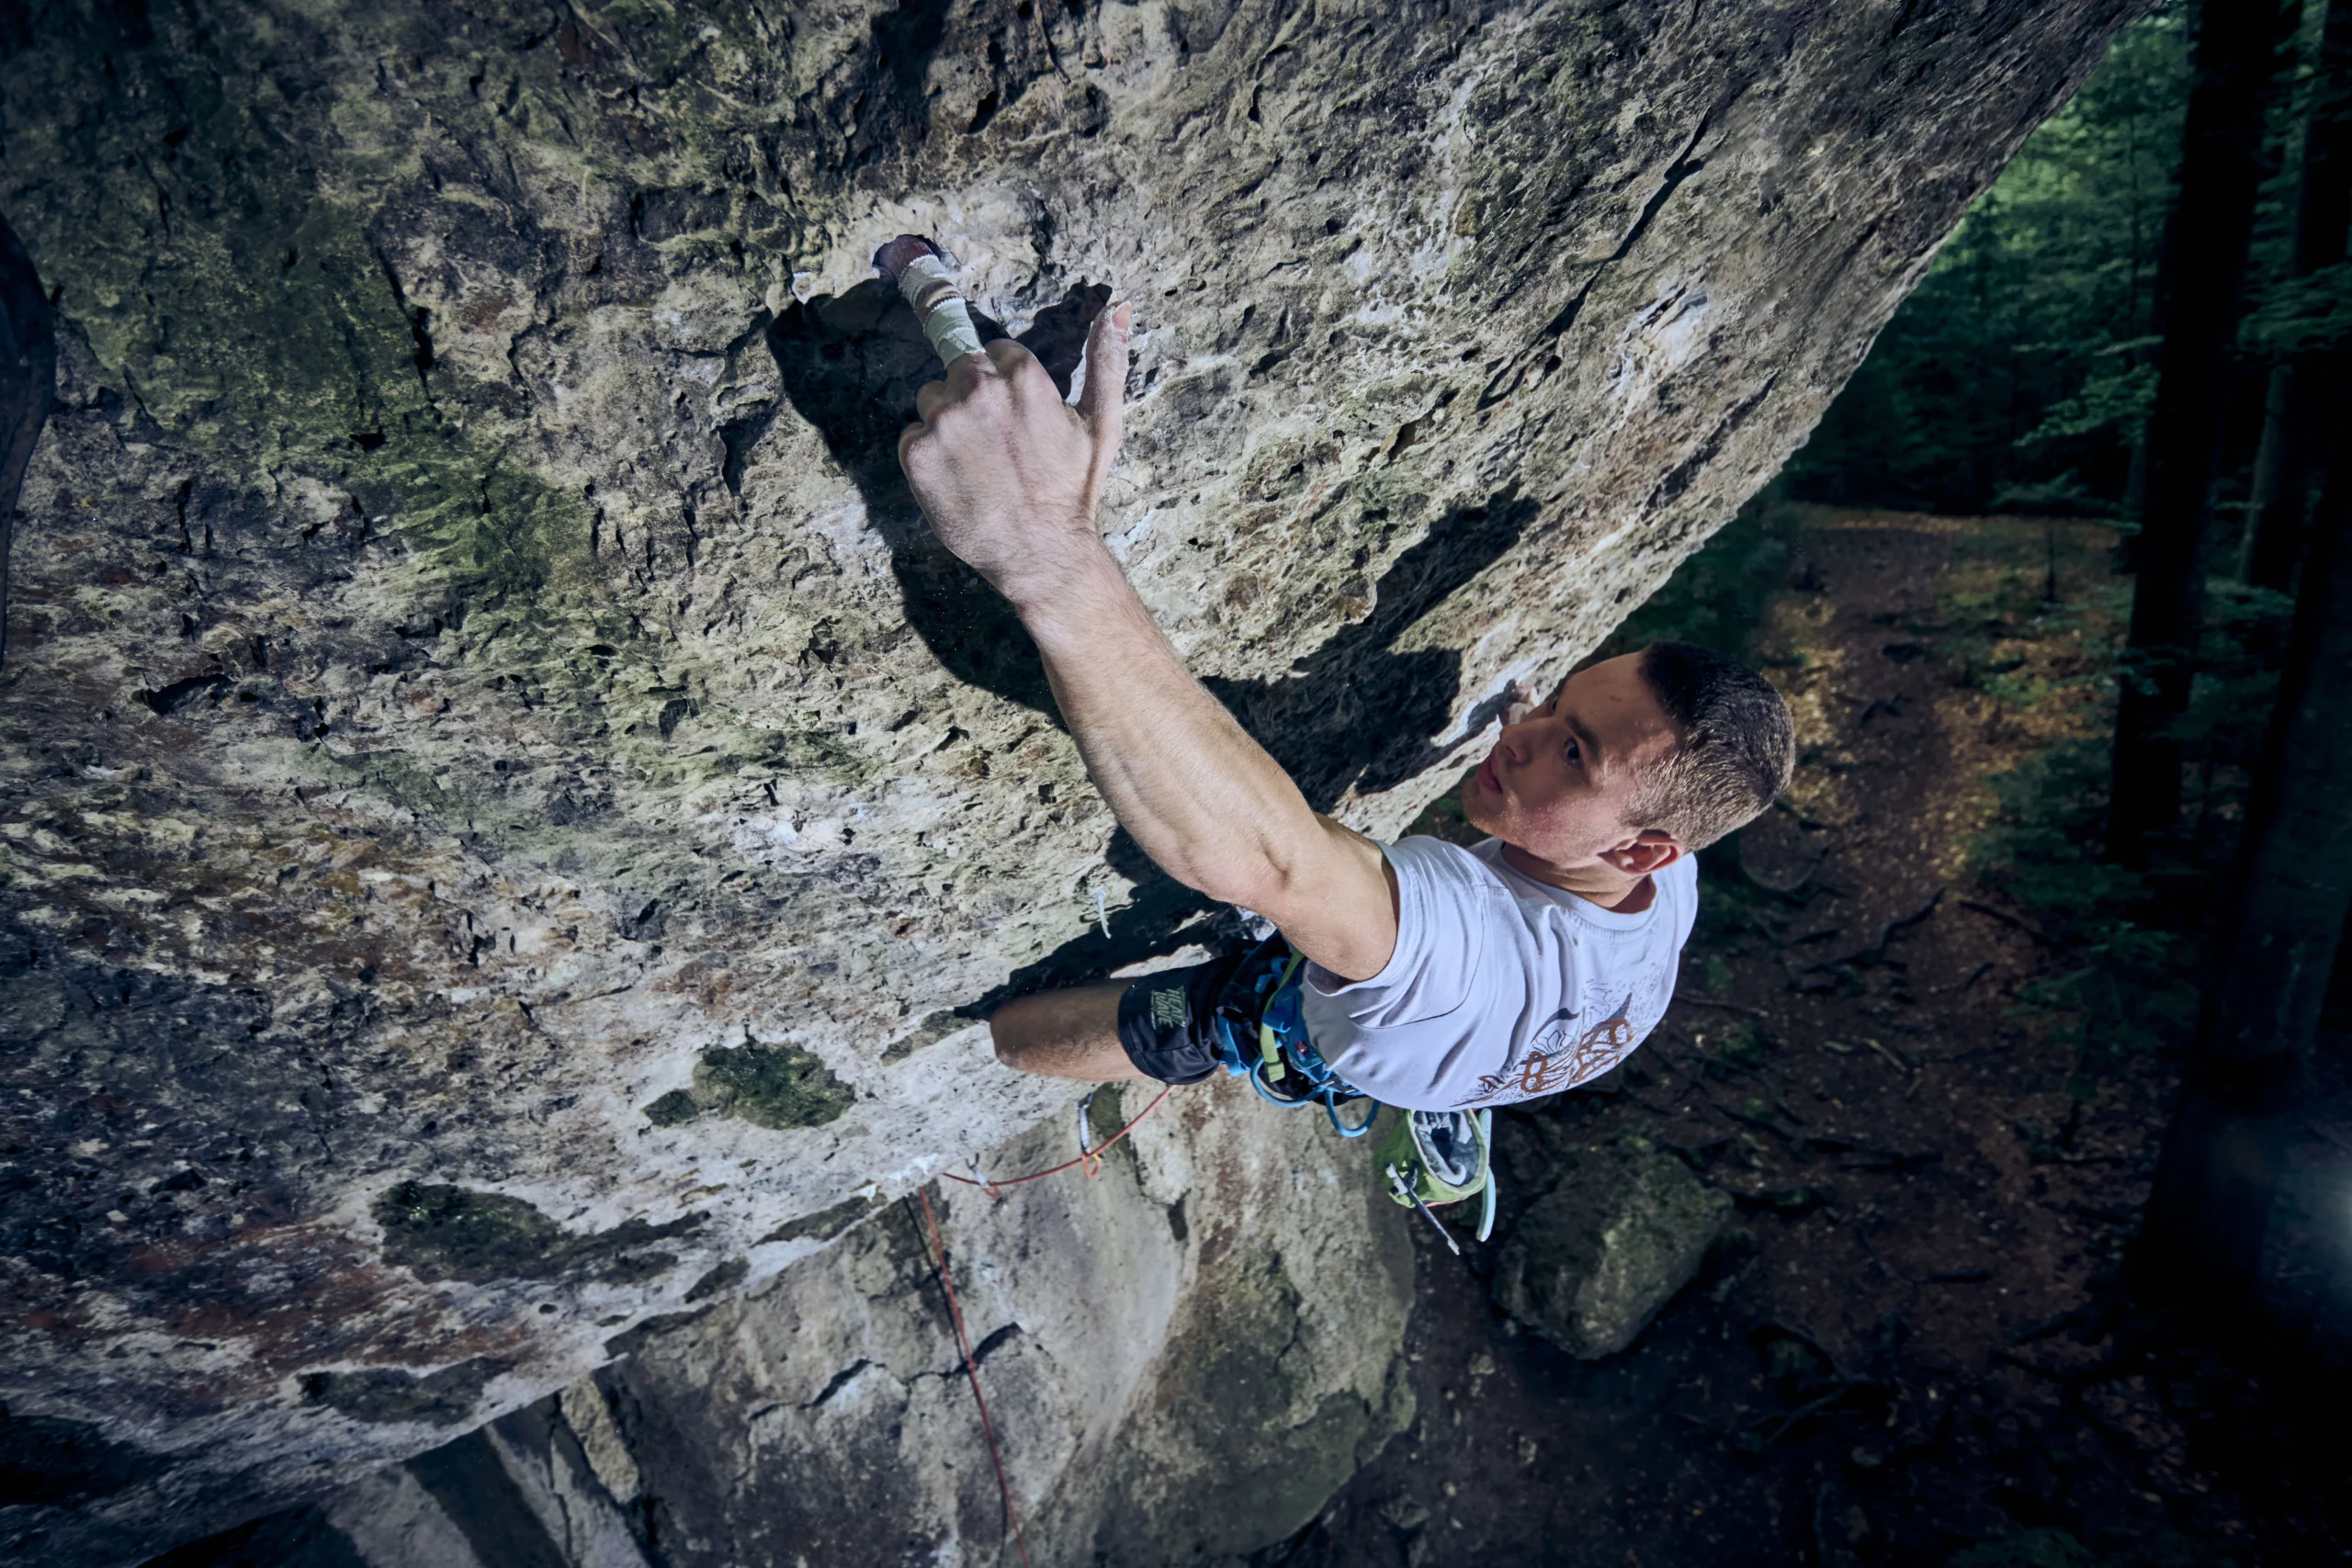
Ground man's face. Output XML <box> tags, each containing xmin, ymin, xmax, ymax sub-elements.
<box><xmin>1459</xmin><ymin>652</ymin><xmax>1682</xmax><ymax>871</ymax></box>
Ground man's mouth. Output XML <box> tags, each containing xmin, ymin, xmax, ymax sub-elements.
<box><xmin>1476</xmin><ymin>752</ymin><xmax>1500</xmax><ymax>796</ymax></box>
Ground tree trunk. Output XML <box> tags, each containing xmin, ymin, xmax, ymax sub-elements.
<box><xmin>2134</xmin><ymin>356</ymin><xmax>2352</xmax><ymax>1334</ymax></box>
<box><xmin>2108</xmin><ymin>0</ymin><xmax>2300</xmax><ymax>867</ymax></box>
<box><xmin>2240</xmin><ymin>0</ymin><xmax>2352</xmax><ymax>592</ymax></box>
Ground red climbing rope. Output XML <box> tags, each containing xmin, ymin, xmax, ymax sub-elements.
<box><xmin>941</xmin><ymin>1084</ymin><xmax>1172</xmax><ymax>1194</ymax></box>
<box><xmin>909</xmin><ymin>1085</ymin><xmax>1173</xmax><ymax>1564</ymax></box>
<box><xmin>914</xmin><ymin>1186</ymin><xmax>1033</xmax><ymax>1568</ymax></box>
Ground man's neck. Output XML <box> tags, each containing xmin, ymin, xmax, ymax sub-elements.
<box><xmin>1497</xmin><ymin>842</ymin><xmax>1657</xmax><ymax>913</ymax></box>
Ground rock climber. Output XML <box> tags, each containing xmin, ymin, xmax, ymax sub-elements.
<box><xmin>896</xmin><ymin>299</ymin><xmax>1795</xmax><ymax>1117</ymax></box>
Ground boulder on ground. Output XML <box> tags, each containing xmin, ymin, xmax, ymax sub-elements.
<box><xmin>1492</xmin><ymin>1134</ymin><xmax>1732</xmax><ymax>1359</ymax></box>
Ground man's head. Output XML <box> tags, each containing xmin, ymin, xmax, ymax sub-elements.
<box><xmin>1460</xmin><ymin>641</ymin><xmax>1796</xmax><ymax>887</ymax></box>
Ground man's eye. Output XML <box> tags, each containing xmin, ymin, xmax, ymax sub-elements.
<box><xmin>1565</xmin><ymin>739</ymin><xmax>1581</xmax><ymax>765</ymax></box>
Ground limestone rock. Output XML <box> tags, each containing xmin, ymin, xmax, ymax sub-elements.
<box><xmin>0</xmin><ymin>0</ymin><xmax>2140</xmax><ymax>1559</ymax></box>
<box><xmin>1491</xmin><ymin>1134</ymin><xmax>1732</xmax><ymax>1359</ymax></box>
<box><xmin>168</xmin><ymin>1079</ymin><xmax>1416</xmax><ymax>1567</ymax></box>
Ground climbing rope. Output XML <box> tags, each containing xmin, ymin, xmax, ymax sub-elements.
<box><xmin>941</xmin><ymin>1083</ymin><xmax>1172</xmax><ymax>1195</ymax></box>
<box><xmin>909</xmin><ymin>1085</ymin><xmax>1170</xmax><ymax>1563</ymax></box>
<box><xmin>912</xmin><ymin>1186</ymin><xmax>1033</xmax><ymax>1568</ymax></box>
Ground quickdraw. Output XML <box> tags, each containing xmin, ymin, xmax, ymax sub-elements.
<box><xmin>1075</xmin><ymin>1088</ymin><xmax>1104</xmax><ymax>1179</ymax></box>
<box><xmin>1206</xmin><ymin>941</ymin><xmax>1496</xmax><ymax>1247</ymax></box>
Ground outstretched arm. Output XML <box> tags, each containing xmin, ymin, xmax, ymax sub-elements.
<box><xmin>898</xmin><ymin>308</ymin><xmax>1399</xmax><ymax>982</ymax></box>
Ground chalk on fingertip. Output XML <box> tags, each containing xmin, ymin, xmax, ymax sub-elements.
<box><xmin>874</xmin><ymin>233</ymin><xmax>985</xmax><ymax>367</ymax></box>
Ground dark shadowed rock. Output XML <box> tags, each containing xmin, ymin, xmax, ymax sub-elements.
<box><xmin>0</xmin><ymin>210</ymin><xmax>54</xmax><ymax>671</ymax></box>
<box><xmin>298</xmin><ymin>1361</ymin><xmax>513</xmax><ymax>1428</ymax></box>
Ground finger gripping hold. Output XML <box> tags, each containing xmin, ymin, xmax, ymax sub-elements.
<box><xmin>875</xmin><ymin>234</ymin><xmax>984</xmax><ymax>366</ymax></box>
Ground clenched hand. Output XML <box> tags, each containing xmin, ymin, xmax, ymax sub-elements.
<box><xmin>897</xmin><ymin>300</ymin><xmax>1132</xmax><ymax>611</ymax></box>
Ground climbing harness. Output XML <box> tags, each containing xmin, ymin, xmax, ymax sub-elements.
<box><xmin>1375</xmin><ymin>1107</ymin><xmax>1497</xmax><ymax>1256</ymax></box>
<box><xmin>1211</xmin><ymin>939</ymin><xmax>1498</xmax><ymax>1248</ymax></box>
<box><xmin>1209</xmin><ymin>940</ymin><xmax>1379</xmax><ymax>1138</ymax></box>
<box><xmin>1198</xmin><ymin>937</ymin><xmax>1500</xmax><ymax>1247</ymax></box>
<box><xmin>951</xmin><ymin>940</ymin><xmax>1495</xmax><ymax>1262</ymax></box>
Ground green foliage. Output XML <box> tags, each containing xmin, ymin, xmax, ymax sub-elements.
<box><xmin>1787</xmin><ymin>10</ymin><xmax>2191</xmax><ymax>513</ymax></box>
<box><xmin>1968</xmin><ymin>740</ymin><xmax>2198</xmax><ymax>1083</ymax></box>
<box><xmin>2017</xmin><ymin>357</ymin><xmax>2159</xmax><ymax>449</ymax></box>
<box><xmin>1952</xmin><ymin>530</ymin><xmax>2290</xmax><ymax>1088</ymax></box>
<box><xmin>2239</xmin><ymin>259</ymin><xmax>2352</xmax><ymax>353</ymax></box>
<box><xmin>1951</xmin><ymin>1530</ymin><xmax>2101</xmax><ymax>1568</ymax></box>
<box><xmin>1710</xmin><ymin>1021</ymin><xmax>1770</xmax><ymax>1072</ymax></box>
<box><xmin>1928</xmin><ymin>525</ymin><xmax>2113</xmax><ymax>697</ymax></box>
<box><xmin>1697</xmin><ymin>953</ymin><xmax>1736</xmax><ymax>996</ymax></box>
<box><xmin>2115</xmin><ymin>580</ymin><xmax>2287</xmax><ymax>770</ymax></box>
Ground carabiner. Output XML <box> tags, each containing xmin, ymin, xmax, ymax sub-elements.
<box><xmin>1323</xmin><ymin>1093</ymin><xmax>1378</xmax><ymax>1138</ymax></box>
<box><xmin>1249</xmin><ymin>1062</ymin><xmax>1317</xmax><ymax>1109</ymax></box>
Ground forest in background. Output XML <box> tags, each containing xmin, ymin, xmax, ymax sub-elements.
<box><xmin>1788</xmin><ymin>8</ymin><xmax>2192</xmax><ymax>519</ymax></box>
<box><xmin>1647</xmin><ymin>0</ymin><xmax>2352</xmax><ymax>1396</ymax></box>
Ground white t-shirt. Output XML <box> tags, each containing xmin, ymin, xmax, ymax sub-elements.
<box><xmin>1298</xmin><ymin>835</ymin><xmax>1699</xmax><ymax>1111</ymax></box>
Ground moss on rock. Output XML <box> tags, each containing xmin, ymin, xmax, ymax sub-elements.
<box><xmin>687</xmin><ymin>1042</ymin><xmax>855</xmax><ymax>1130</ymax></box>
<box><xmin>375</xmin><ymin>1181</ymin><xmax>703</xmax><ymax>1284</ymax></box>
<box><xmin>297</xmin><ymin>1358</ymin><xmax>510</xmax><ymax>1427</ymax></box>
<box><xmin>642</xmin><ymin>1089</ymin><xmax>703</xmax><ymax>1127</ymax></box>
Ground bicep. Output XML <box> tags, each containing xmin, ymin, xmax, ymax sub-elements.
<box><xmin>1244</xmin><ymin>815</ymin><xmax>1401</xmax><ymax>984</ymax></box>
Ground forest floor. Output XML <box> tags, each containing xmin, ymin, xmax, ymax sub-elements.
<box><xmin>1276</xmin><ymin>507</ymin><xmax>2352</xmax><ymax>1568</ymax></box>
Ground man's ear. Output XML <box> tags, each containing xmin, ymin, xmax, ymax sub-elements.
<box><xmin>1600</xmin><ymin>830</ymin><xmax>1683</xmax><ymax>877</ymax></box>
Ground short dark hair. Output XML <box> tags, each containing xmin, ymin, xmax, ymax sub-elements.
<box><xmin>1631</xmin><ymin>641</ymin><xmax>1796</xmax><ymax>850</ymax></box>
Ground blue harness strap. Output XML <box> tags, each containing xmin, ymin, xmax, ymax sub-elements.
<box><xmin>1211</xmin><ymin>941</ymin><xmax>1377</xmax><ymax>1138</ymax></box>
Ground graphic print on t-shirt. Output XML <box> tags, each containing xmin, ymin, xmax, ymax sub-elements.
<box><xmin>1461</xmin><ymin>993</ymin><xmax>1638</xmax><ymax>1106</ymax></box>
<box><xmin>1299</xmin><ymin>838</ymin><xmax>1698</xmax><ymax>1112</ymax></box>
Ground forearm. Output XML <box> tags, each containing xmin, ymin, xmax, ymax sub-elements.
<box><xmin>893</xmin><ymin>309</ymin><xmax>1400</xmax><ymax>980</ymax></box>
<box><xmin>1013</xmin><ymin>547</ymin><xmax>1318</xmax><ymax>905</ymax></box>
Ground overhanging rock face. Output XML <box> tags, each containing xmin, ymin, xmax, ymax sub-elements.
<box><xmin>2</xmin><ymin>0</ymin><xmax>2138</xmax><ymax>1559</ymax></box>
<box><xmin>300</xmin><ymin>1086</ymin><xmax>1418</xmax><ymax>1568</ymax></box>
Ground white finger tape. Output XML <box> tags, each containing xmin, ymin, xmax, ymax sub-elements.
<box><xmin>896</xmin><ymin>254</ymin><xmax>986</xmax><ymax>365</ymax></box>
